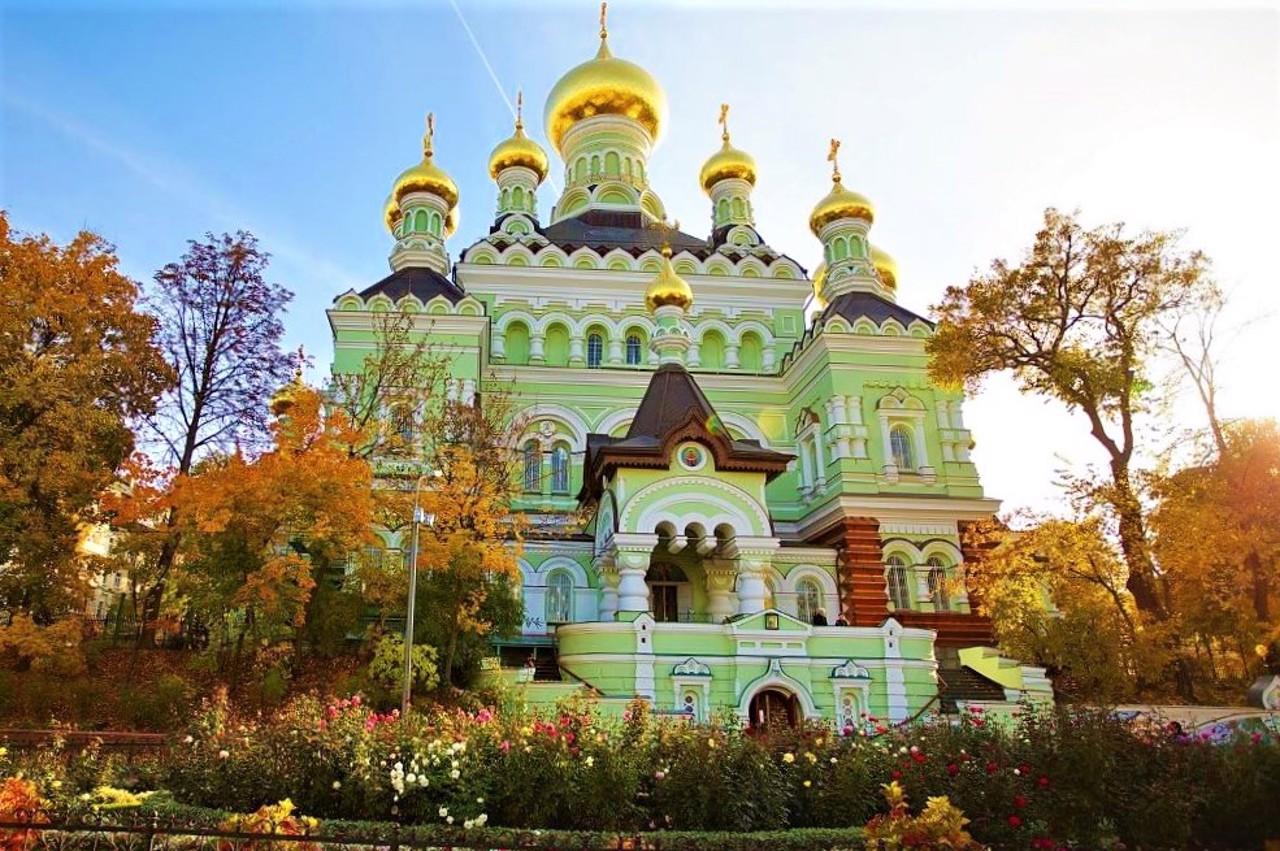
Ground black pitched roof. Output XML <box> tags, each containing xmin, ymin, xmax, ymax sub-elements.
<box><xmin>579</xmin><ymin>362</ymin><xmax>793</xmax><ymax>500</ymax></box>
<box><xmin>822</xmin><ymin>290</ymin><xmax>933</xmax><ymax>328</ymax></box>
<box><xmin>356</xmin><ymin>266</ymin><xmax>466</xmax><ymax>304</ymax></box>
<box><xmin>542</xmin><ymin>209</ymin><xmax>709</xmax><ymax>258</ymax></box>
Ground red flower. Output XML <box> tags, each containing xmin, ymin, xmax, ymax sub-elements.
<box><xmin>947</xmin><ymin>763</ymin><xmax>959</xmax><ymax>776</ymax></box>
<box><xmin>1008</xmin><ymin>815</ymin><xmax>1023</xmax><ymax>828</ymax></box>
<box><xmin>1014</xmin><ymin>795</ymin><xmax>1027</xmax><ymax>809</ymax></box>
<box><xmin>911</xmin><ymin>752</ymin><xmax>926</xmax><ymax>764</ymax></box>
<box><xmin>890</xmin><ymin>770</ymin><xmax>902</xmax><ymax>780</ymax></box>
<box><xmin>1031</xmin><ymin>838</ymin><xmax>1056</xmax><ymax>849</ymax></box>
<box><xmin>1038</xmin><ymin>775</ymin><xmax>1051</xmax><ymax>788</ymax></box>
<box><xmin>986</xmin><ymin>761</ymin><xmax>999</xmax><ymax>774</ymax></box>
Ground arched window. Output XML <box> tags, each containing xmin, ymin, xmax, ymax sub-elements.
<box><xmin>512</xmin><ymin>186</ymin><xmax>525</xmax><ymax>209</ymax></box>
<box><xmin>551</xmin><ymin>444</ymin><xmax>570</xmax><ymax>494</ymax></box>
<box><xmin>505</xmin><ymin>322</ymin><xmax>530</xmax><ymax>364</ymax></box>
<box><xmin>522</xmin><ymin>440</ymin><xmax>542</xmax><ymax>492</ymax></box>
<box><xmin>546</xmin><ymin>571</ymin><xmax>573</xmax><ymax>624</ymax></box>
<box><xmin>796</xmin><ymin>577</ymin><xmax>823</xmax><ymax>624</ymax></box>
<box><xmin>890</xmin><ymin>425</ymin><xmax>915</xmax><ymax>470</ymax></box>
<box><xmin>927</xmin><ymin>556</ymin><xmax>950</xmax><ymax>611</ymax></box>
<box><xmin>885</xmin><ymin>555</ymin><xmax>910</xmax><ymax>610</ymax></box>
<box><xmin>626</xmin><ymin>334</ymin><xmax>642</xmax><ymax>365</ymax></box>
<box><xmin>587</xmin><ymin>333</ymin><xmax>603</xmax><ymax>368</ymax></box>
<box><xmin>413</xmin><ymin>209</ymin><xmax>427</xmax><ymax>232</ymax></box>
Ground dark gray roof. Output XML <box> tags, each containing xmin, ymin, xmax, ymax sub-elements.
<box><xmin>541</xmin><ymin>209</ymin><xmax>708</xmax><ymax>258</ymax></box>
<box><xmin>357</xmin><ymin>266</ymin><xmax>465</xmax><ymax>304</ymax></box>
<box><xmin>822</xmin><ymin>291</ymin><xmax>933</xmax><ymax>328</ymax></box>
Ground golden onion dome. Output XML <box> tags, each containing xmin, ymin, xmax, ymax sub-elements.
<box><xmin>645</xmin><ymin>246</ymin><xmax>693</xmax><ymax>312</ymax></box>
<box><xmin>383</xmin><ymin>193</ymin><xmax>402</xmax><ymax>232</ymax></box>
<box><xmin>699</xmin><ymin>105</ymin><xmax>756</xmax><ymax>194</ymax></box>
<box><xmin>390</xmin><ymin>113</ymin><xmax>459</xmax><ymax>213</ymax></box>
<box><xmin>870</xmin><ymin>243</ymin><xmax>898</xmax><ymax>291</ymax></box>
<box><xmin>269</xmin><ymin>364</ymin><xmax>306</xmax><ymax>417</ymax></box>
<box><xmin>808</xmin><ymin>138</ymin><xmax>874</xmax><ymax>236</ymax></box>
<box><xmin>808</xmin><ymin>178</ymin><xmax>875</xmax><ymax>236</ymax></box>
<box><xmin>811</xmin><ymin>261</ymin><xmax>828</xmax><ymax>311</ymax></box>
<box><xmin>543</xmin><ymin>14</ymin><xmax>667</xmax><ymax>155</ymax></box>
<box><xmin>489</xmin><ymin>93</ymin><xmax>549</xmax><ymax>183</ymax></box>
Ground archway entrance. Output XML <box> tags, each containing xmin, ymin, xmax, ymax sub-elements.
<box><xmin>748</xmin><ymin>688</ymin><xmax>801</xmax><ymax>731</ymax></box>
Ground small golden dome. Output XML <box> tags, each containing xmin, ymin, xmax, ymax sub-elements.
<box><xmin>489</xmin><ymin>92</ymin><xmax>549</xmax><ymax>182</ymax></box>
<box><xmin>390</xmin><ymin>113</ymin><xmax>459</xmax><ymax>213</ymax></box>
<box><xmin>809</xmin><ymin>138</ymin><xmax>874</xmax><ymax>236</ymax></box>
<box><xmin>871</xmin><ymin>244</ymin><xmax>898</xmax><ymax>291</ymax></box>
<box><xmin>269</xmin><ymin>368</ymin><xmax>306</xmax><ymax>417</ymax></box>
<box><xmin>543</xmin><ymin>12</ymin><xmax>667</xmax><ymax>154</ymax></box>
<box><xmin>811</xmin><ymin>261</ymin><xmax>828</xmax><ymax>311</ymax></box>
<box><xmin>700</xmin><ymin>104</ymin><xmax>756</xmax><ymax>194</ymax></box>
<box><xmin>808</xmin><ymin>178</ymin><xmax>875</xmax><ymax>236</ymax></box>
<box><xmin>645</xmin><ymin>246</ymin><xmax>693</xmax><ymax>312</ymax></box>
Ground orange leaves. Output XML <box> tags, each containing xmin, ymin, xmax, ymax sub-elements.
<box><xmin>173</xmin><ymin>383</ymin><xmax>376</xmax><ymax>630</ymax></box>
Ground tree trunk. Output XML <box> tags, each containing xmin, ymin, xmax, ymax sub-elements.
<box><xmin>1246</xmin><ymin>550</ymin><xmax>1271</xmax><ymax>623</ymax></box>
<box><xmin>1109</xmin><ymin>465</ymin><xmax>1166</xmax><ymax>619</ymax></box>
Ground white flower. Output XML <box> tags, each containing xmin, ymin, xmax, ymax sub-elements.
<box><xmin>450</xmin><ymin>769</ymin><xmax>460</xmax><ymax>780</ymax></box>
<box><xmin>476</xmin><ymin>798</ymin><xmax>484</xmax><ymax>804</ymax></box>
<box><xmin>439</xmin><ymin>807</ymin><xmax>449</xmax><ymax>817</ymax></box>
<box><xmin>446</xmin><ymin>816</ymin><xmax>454</xmax><ymax>825</ymax></box>
<box><xmin>405</xmin><ymin>773</ymin><xmax>417</xmax><ymax>784</ymax></box>
<box><xmin>218</xmin><ymin>750</ymin><xmax>230</xmax><ymax>760</ymax></box>
<box><xmin>475</xmin><ymin>813</ymin><xmax>487</xmax><ymax>826</ymax></box>
<box><xmin>1013</xmin><ymin>768</ymin><xmax>1022</xmax><ymax>776</ymax></box>
<box><xmin>585</xmin><ymin>756</ymin><xmax>595</xmax><ymax>767</ymax></box>
<box><xmin>183</xmin><ymin>735</ymin><xmax>194</xmax><ymax>744</ymax></box>
<box><xmin>332</xmin><ymin>781</ymin><xmax>342</xmax><ymax>791</ymax></box>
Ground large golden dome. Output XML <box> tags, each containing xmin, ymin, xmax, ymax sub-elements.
<box><xmin>645</xmin><ymin>246</ymin><xmax>693</xmax><ymax>312</ymax></box>
<box><xmin>489</xmin><ymin>95</ymin><xmax>549</xmax><ymax>182</ymax></box>
<box><xmin>870</xmin><ymin>244</ymin><xmax>898</xmax><ymax>290</ymax></box>
<box><xmin>544</xmin><ymin>30</ymin><xmax>667</xmax><ymax>155</ymax></box>
<box><xmin>808</xmin><ymin>178</ymin><xmax>875</xmax><ymax>236</ymax></box>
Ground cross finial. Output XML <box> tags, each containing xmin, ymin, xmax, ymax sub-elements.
<box><xmin>718</xmin><ymin>103</ymin><xmax>730</xmax><ymax>143</ymax></box>
<box><xmin>423</xmin><ymin>112</ymin><xmax>435</xmax><ymax>158</ymax></box>
<box><xmin>515</xmin><ymin>89</ymin><xmax>524</xmax><ymax>130</ymax></box>
<box><xmin>827</xmin><ymin>138</ymin><xmax>841</xmax><ymax>183</ymax></box>
<box><xmin>648</xmin><ymin>216</ymin><xmax>680</xmax><ymax>257</ymax></box>
<box><xmin>600</xmin><ymin>1</ymin><xmax>608</xmax><ymax>40</ymax></box>
<box><xmin>293</xmin><ymin>345</ymin><xmax>305</xmax><ymax>382</ymax></box>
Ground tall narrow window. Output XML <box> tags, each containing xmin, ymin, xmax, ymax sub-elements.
<box><xmin>551</xmin><ymin>444</ymin><xmax>570</xmax><ymax>494</ymax></box>
<box><xmin>546</xmin><ymin>571</ymin><xmax>572</xmax><ymax>624</ymax></box>
<box><xmin>890</xmin><ymin>425</ymin><xmax>915</xmax><ymax>470</ymax></box>
<box><xmin>927</xmin><ymin>556</ymin><xmax>950</xmax><ymax>611</ymax></box>
<box><xmin>522</xmin><ymin>440</ymin><xmax>542</xmax><ymax>492</ymax></box>
<box><xmin>626</xmin><ymin>334</ymin><xmax>642</xmax><ymax>365</ymax></box>
<box><xmin>885</xmin><ymin>555</ymin><xmax>910</xmax><ymax>610</ymax></box>
<box><xmin>796</xmin><ymin>578</ymin><xmax>823</xmax><ymax>624</ymax></box>
<box><xmin>587</xmin><ymin>333</ymin><xmax>603</xmax><ymax>368</ymax></box>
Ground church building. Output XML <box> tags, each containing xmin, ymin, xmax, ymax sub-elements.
<box><xmin>327</xmin><ymin>8</ymin><xmax>1051</xmax><ymax>727</ymax></box>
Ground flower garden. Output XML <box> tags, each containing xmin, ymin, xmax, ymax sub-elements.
<box><xmin>1</xmin><ymin>693</ymin><xmax>1278</xmax><ymax>851</ymax></box>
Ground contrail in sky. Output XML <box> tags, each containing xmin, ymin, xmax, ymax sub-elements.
<box><xmin>447</xmin><ymin>0</ymin><xmax>561</xmax><ymax>194</ymax></box>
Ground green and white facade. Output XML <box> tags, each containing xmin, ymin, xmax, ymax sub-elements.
<box><xmin>328</xmin><ymin>18</ymin><xmax>1050</xmax><ymax>727</ymax></box>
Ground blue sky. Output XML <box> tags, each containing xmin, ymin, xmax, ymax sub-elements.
<box><xmin>3</xmin><ymin>1</ymin><xmax>1277</xmax><ymax>513</ymax></box>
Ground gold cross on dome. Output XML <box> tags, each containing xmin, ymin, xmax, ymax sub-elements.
<box><xmin>515</xmin><ymin>89</ymin><xmax>524</xmax><ymax>129</ymax></box>
<box><xmin>827</xmin><ymin>138</ymin><xmax>842</xmax><ymax>183</ymax></box>
<box><xmin>718</xmin><ymin>103</ymin><xmax>730</xmax><ymax>141</ymax></box>
<box><xmin>647</xmin><ymin>217</ymin><xmax>681</xmax><ymax>256</ymax></box>
<box><xmin>423</xmin><ymin>112</ymin><xmax>435</xmax><ymax>157</ymax></box>
<box><xmin>600</xmin><ymin>2</ymin><xmax>608</xmax><ymax>40</ymax></box>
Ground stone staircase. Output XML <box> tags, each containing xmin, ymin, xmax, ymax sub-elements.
<box><xmin>936</xmin><ymin>646</ymin><xmax>1009</xmax><ymax>713</ymax></box>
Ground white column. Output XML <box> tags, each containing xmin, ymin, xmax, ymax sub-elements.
<box><xmin>705</xmin><ymin>561</ymin><xmax>737</xmax><ymax>623</ymax></box>
<box><xmin>725</xmin><ymin>344</ymin><xmax>740</xmax><ymax>370</ymax></box>
<box><xmin>596</xmin><ymin>555</ymin><xmax>619</xmax><ymax>621</ymax></box>
<box><xmin>568</xmin><ymin>335</ymin><xmax>585</xmax><ymax>366</ymax></box>
<box><xmin>882</xmin><ymin>618</ymin><xmax>908</xmax><ymax>722</ymax></box>
<box><xmin>529</xmin><ymin>334</ymin><xmax>546</xmax><ymax>364</ymax></box>
<box><xmin>736</xmin><ymin>557</ymin><xmax>768</xmax><ymax>615</ymax></box>
<box><xmin>491</xmin><ymin>331</ymin><xmax>506</xmax><ymax>360</ymax></box>
<box><xmin>607</xmin><ymin>338</ymin><xmax>623</xmax><ymax>365</ymax></box>
<box><xmin>614</xmin><ymin>547</ymin><xmax>650</xmax><ymax>614</ymax></box>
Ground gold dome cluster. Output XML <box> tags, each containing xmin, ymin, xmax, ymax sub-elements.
<box><xmin>645</xmin><ymin>245</ymin><xmax>693</xmax><ymax>312</ymax></box>
<box><xmin>387</xmin><ymin>114</ymin><xmax>459</xmax><ymax>234</ymax></box>
<box><xmin>699</xmin><ymin>103</ymin><xmax>756</xmax><ymax>194</ymax></box>
<box><xmin>543</xmin><ymin>4</ymin><xmax>667</xmax><ymax>154</ymax></box>
<box><xmin>489</xmin><ymin>92</ymin><xmax>549</xmax><ymax>182</ymax></box>
<box><xmin>808</xmin><ymin>139</ymin><xmax>874</xmax><ymax>236</ymax></box>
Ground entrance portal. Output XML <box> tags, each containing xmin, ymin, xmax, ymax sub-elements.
<box><xmin>748</xmin><ymin>688</ymin><xmax>801</xmax><ymax>731</ymax></box>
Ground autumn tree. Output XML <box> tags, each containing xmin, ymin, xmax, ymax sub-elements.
<box><xmin>0</xmin><ymin>213</ymin><xmax>171</xmax><ymax>617</ymax></box>
<box><xmin>130</xmin><ymin>232</ymin><xmax>297</xmax><ymax>637</ymax></box>
<box><xmin>962</xmin><ymin>516</ymin><xmax>1161</xmax><ymax>702</ymax></box>
<box><xmin>173</xmin><ymin>384</ymin><xmax>375</xmax><ymax>687</ymax></box>
<box><xmin>1151</xmin><ymin>419</ymin><xmax>1280</xmax><ymax>686</ymax></box>
<box><xmin>929</xmin><ymin>208</ymin><xmax>1217</xmax><ymax>621</ymax></box>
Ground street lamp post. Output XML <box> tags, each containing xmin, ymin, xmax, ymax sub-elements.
<box><xmin>402</xmin><ymin>471</ymin><xmax>439</xmax><ymax>716</ymax></box>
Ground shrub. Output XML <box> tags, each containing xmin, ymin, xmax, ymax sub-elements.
<box><xmin>864</xmin><ymin>780</ymin><xmax>982</xmax><ymax>850</ymax></box>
